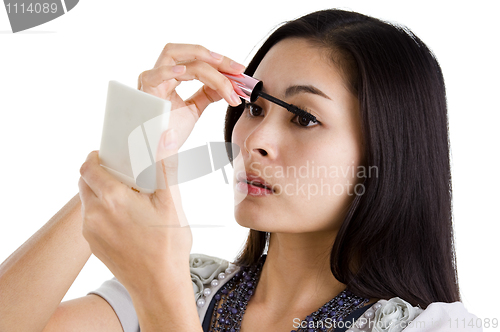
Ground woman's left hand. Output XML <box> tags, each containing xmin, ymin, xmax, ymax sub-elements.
<box><xmin>78</xmin><ymin>139</ymin><xmax>190</xmax><ymax>298</ymax></box>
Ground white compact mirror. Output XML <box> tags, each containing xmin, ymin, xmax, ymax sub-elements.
<box><xmin>99</xmin><ymin>80</ymin><xmax>172</xmax><ymax>194</ymax></box>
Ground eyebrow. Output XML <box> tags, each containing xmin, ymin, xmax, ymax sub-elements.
<box><xmin>284</xmin><ymin>85</ymin><xmax>331</xmax><ymax>100</ymax></box>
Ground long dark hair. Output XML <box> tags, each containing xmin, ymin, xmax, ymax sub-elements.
<box><xmin>223</xmin><ymin>9</ymin><xmax>460</xmax><ymax>309</ymax></box>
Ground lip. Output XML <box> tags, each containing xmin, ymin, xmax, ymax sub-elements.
<box><xmin>236</xmin><ymin>170</ymin><xmax>274</xmax><ymax>193</ymax></box>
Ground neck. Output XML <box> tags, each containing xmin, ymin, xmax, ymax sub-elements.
<box><xmin>251</xmin><ymin>230</ymin><xmax>346</xmax><ymax>316</ymax></box>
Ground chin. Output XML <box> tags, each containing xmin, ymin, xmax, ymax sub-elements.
<box><xmin>234</xmin><ymin>212</ymin><xmax>296</xmax><ymax>234</ymax></box>
<box><xmin>234</xmin><ymin>209</ymin><xmax>273</xmax><ymax>233</ymax></box>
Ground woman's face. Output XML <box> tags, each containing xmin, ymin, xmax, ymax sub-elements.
<box><xmin>232</xmin><ymin>38</ymin><xmax>365</xmax><ymax>233</ymax></box>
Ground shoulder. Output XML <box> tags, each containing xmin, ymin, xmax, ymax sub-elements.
<box><xmin>189</xmin><ymin>253</ymin><xmax>231</xmax><ymax>277</ymax></box>
<box><xmin>348</xmin><ymin>297</ymin><xmax>481</xmax><ymax>332</ymax></box>
<box><xmin>189</xmin><ymin>252</ymin><xmax>231</xmax><ymax>300</ymax></box>
<box><xmin>189</xmin><ymin>253</ymin><xmax>241</xmax><ymax>324</ymax></box>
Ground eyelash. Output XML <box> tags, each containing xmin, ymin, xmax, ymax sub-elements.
<box><xmin>244</xmin><ymin>102</ymin><xmax>320</xmax><ymax>128</ymax></box>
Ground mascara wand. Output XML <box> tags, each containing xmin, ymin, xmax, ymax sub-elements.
<box><xmin>257</xmin><ymin>90</ymin><xmax>317</xmax><ymax>123</ymax></box>
<box><xmin>222</xmin><ymin>73</ymin><xmax>317</xmax><ymax>124</ymax></box>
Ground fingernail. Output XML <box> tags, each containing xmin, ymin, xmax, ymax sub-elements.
<box><xmin>231</xmin><ymin>91</ymin><xmax>241</xmax><ymax>105</ymax></box>
<box><xmin>163</xmin><ymin>129</ymin><xmax>177</xmax><ymax>150</ymax></box>
<box><xmin>210</xmin><ymin>51</ymin><xmax>223</xmax><ymax>60</ymax></box>
<box><xmin>173</xmin><ymin>65</ymin><xmax>185</xmax><ymax>73</ymax></box>
<box><xmin>230</xmin><ymin>61</ymin><xmax>246</xmax><ymax>72</ymax></box>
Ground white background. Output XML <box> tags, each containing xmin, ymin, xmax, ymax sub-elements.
<box><xmin>1</xmin><ymin>0</ymin><xmax>498</xmax><ymax>321</ymax></box>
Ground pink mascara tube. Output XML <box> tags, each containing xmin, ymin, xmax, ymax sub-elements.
<box><xmin>222</xmin><ymin>73</ymin><xmax>263</xmax><ymax>102</ymax></box>
<box><xmin>221</xmin><ymin>72</ymin><xmax>317</xmax><ymax>124</ymax></box>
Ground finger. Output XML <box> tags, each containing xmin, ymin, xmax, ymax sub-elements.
<box><xmin>158</xmin><ymin>156</ymin><xmax>189</xmax><ymax>228</ymax></box>
<box><xmin>173</xmin><ymin>60</ymin><xmax>241</xmax><ymax>106</ymax></box>
<box><xmin>138</xmin><ymin>65</ymin><xmax>186</xmax><ymax>91</ymax></box>
<box><xmin>155</xmin><ymin>104</ymin><xmax>202</xmax><ymax>153</ymax></box>
<box><xmin>159</xmin><ymin>158</ymin><xmax>184</xmax><ymax>227</ymax></box>
<box><xmin>184</xmin><ymin>85</ymin><xmax>224</xmax><ymax>116</ymax></box>
<box><xmin>154</xmin><ymin>43</ymin><xmax>246</xmax><ymax>75</ymax></box>
<box><xmin>79</xmin><ymin>151</ymin><xmax>127</xmax><ymax>201</ymax></box>
<box><xmin>150</xmin><ymin>128</ymin><xmax>190</xmax><ymax>228</ymax></box>
<box><xmin>152</xmin><ymin>130</ymin><xmax>178</xmax><ymax>212</ymax></box>
<box><xmin>155</xmin><ymin>128</ymin><xmax>179</xmax><ymax>166</ymax></box>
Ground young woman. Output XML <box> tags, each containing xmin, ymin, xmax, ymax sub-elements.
<box><xmin>0</xmin><ymin>9</ymin><xmax>480</xmax><ymax>332</ymax></box>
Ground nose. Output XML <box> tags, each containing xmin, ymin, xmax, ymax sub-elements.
<box><xmin>244</xmin><ymin>130</ymin><xmax>273</xmax><ymax>159</ymax></box>
<box><xmin>242</xmin><ymin>108</ymin><xmax>283</xmax><ymax>160</ymax></box>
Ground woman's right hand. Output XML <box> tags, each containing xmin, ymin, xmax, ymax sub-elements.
<box><xmin>137</xmin><ymin>43</ymin><xmax>245</xmax><ymax>151</ymax></box>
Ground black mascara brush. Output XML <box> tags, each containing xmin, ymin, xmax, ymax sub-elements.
<box><xmin>257</xmin><ymin>90</ymin><xmax>317</xmax><ymax>123</ymax></box>
<box><xmin>222</xmin><ymin>73</ymin><xmax>317</xmax><ymax>124</ymax></box>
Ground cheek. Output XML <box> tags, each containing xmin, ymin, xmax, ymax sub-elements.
<box><xmin>294</xmin><ymin>134</ymin><xmax>364</xmax><ymax>190</ymax></box>
<box><xmin>230</xmin><ymin>118</ymin><xmax>250</xmax><ymax>171</ymax></box>
<box><xmin>231</xmin><ymin>116</ymin><xmax>246</xmax><ymax>146</ymax></box>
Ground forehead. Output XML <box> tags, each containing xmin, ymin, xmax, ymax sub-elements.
<box><xmin>253</xmin><ymin>38</ymin><xmax>341</xmax><ymax>96</ymax></box>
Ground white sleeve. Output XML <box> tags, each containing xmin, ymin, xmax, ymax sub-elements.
<box><xmin>346</xmin><ymin>297</ymin><xmax>482</xmax><ymax>332</ymax></box>
<box><xmin>86</xmin><ymin>253</ymin><xmax>233</xmax><ymax>332</ymax></box>
<box><xmin>87</xmin><ymin>277</ymin><xmax>140</xmax><ymax>332</ymax></box>
<box><xmin>404</xmin><ymin>301</ymin><xmax>482</xmax><ymax>331</ymax></box>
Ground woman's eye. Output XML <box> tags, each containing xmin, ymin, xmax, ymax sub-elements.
<box><xmin>294</xmin><ymin>113</ymin><xmax>319</xmax><ymax>127</ymax></box>
<box><xmin>245</xmin><ymin>103</ymin><xmax>263</xmax><ymax>117</ymax></box>
<box><xmin>244</xmin><ymin>102</ymin><xmax>319</xmax><ymax>128</ymax></box>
